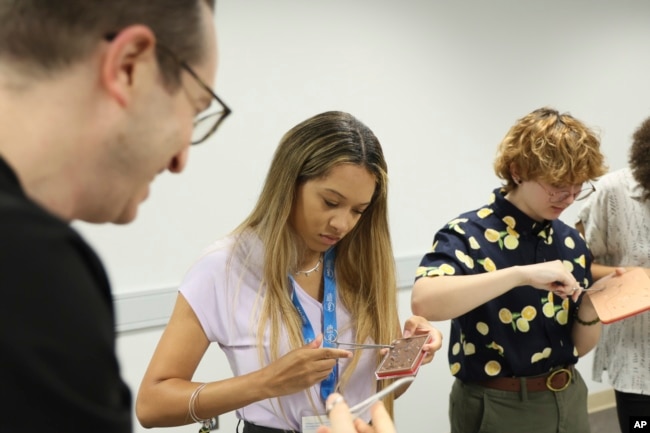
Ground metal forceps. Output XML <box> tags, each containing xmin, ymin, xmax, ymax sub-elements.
<box><xmin>332</xmin><ymin>338</ymin><xmax>394</xmax><ymax>351</ymax></box>
<box><xmin>348</xmin><ymin>377</ymin><xmax>415</xmax><ymax>418</ymax></box>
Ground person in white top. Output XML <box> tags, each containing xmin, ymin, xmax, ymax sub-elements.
<box><xmin>576</xmin><ymin>116</ymin><xmax>650</xmax><ymax>433</ymax></box>
<box><xmin>136</xmin><ymin>111</ymin><xmax>443</xmax><ymax>433</ymax></box>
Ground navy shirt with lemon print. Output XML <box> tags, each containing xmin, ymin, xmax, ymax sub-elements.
<box><xmin>416</xmin><ymin>188</ymin><xmax>592</xmax><ymax>381</ymax></box>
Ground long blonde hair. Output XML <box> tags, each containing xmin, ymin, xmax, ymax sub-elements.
<box><xmin>233</xmin><ymin>111</ymin><xmax>401</xmax><ymax>414</ymax></box>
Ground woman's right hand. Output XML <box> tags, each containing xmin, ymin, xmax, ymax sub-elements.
<box><xmin>260</xmin><ymin>334</ymin><xmax>352</xmax><ymax>397</ymax></box>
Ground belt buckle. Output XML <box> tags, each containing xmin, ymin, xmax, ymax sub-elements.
<box><xmin>546</xmin><ymin>367</ymin><xmax>572</xmax><ymax>392</ymax></box>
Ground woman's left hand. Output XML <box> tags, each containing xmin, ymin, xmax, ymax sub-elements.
<box><xmin>401</xmin><ymin>315</ymin><xmax>443</xmax><ymax>365</ymax></box>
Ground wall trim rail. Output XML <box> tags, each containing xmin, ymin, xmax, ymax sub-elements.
<box><xmin>114</xmin><ymin>254</ymin><xmax>422</xmax><ymax>333</ymax></box>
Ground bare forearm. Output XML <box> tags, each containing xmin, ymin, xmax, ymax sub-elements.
<box><xmin>411</xmin><ymin>267</ymin><xmax>525</xmax><ymax>320</ymax></box>
<box><xmin>137</xmin><ymin>370</ymin><xmax>274</xmax><ymax>428</ymax></box>
<box><xmin>571</xmin><ymin>295</ymin><xmax>602</xmax><ymax>356</ymax></box>
<box><xmin>590</xmin><ymin>263</ymin><xmax>618</xmax><ymax>282</ymax></box>
<box><xmin>412</xmin><ymin>260</ymin><xmax>580</xmax><ymax>321</ymax></box>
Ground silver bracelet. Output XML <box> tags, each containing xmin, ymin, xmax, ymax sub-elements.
<box><xmin>189</xmin><ymin>383</ymin><xmax>218</xmax><ymax>432</ymax></box>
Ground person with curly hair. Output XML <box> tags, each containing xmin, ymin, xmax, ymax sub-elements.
<box><xmin>412</xmin><ymin>107</ymin><xmax>608</xmax><ymax>433</ymax></box>
<box><xmin>576</xmin><ymin>116</ymin><xmax>650</xmax><ymax>433</ymax></box>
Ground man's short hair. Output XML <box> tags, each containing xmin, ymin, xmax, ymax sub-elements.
<box><xmin>0</xmin><ymin>0</ymin><xmax>215</xmax><ymax>86</ymax></box>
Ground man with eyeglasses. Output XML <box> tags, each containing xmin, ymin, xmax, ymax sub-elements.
<box><xmin>0</xmin><ymin>1</ymin><xmax>229</xmax><ymax>431</ymax></box>
<box><xmin>412</xmin><ymin>107</ymin><xmax>608</xmax><ymax>433</ymax></box>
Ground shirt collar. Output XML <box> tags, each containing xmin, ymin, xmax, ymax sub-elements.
<box><xmin>489</xmin><ymin>187</ymin><xmax>552</xmax><ymax>237</ymax></box>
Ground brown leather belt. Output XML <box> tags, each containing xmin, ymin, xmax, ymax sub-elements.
<box><xmin>474</xmin><ymin>365</ymin><xmax>574</xmax><ymax>392</ymax></box>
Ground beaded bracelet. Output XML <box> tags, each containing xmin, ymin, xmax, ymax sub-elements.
<box><xmin>573</xmin><ymin>309</ymin><xmax>600</xmax><ymax>326</ymax></box>
<box><xmin>189</xmin><ymin>383</ymin><xmax>218</xmax><ymax>432</ymax></box>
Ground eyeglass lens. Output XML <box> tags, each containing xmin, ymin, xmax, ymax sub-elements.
<box><xmin>192</xmin><ymin>111</ymin><xmax>226</xmax><ymax>145</ymax></box>
<box><xmin>549</xmin><ymin>186</ymin><xmax>593</xmax><ymax>203</ymax></box>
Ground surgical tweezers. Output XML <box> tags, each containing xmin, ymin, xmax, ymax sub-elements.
<box><xmin>333</xmin><ymin>340</ymin><xmax>394</xmax><ymax>350</ymax></box>
<box><xmin>348</xmin><ymin>377</ymin><xmax>415</xmax><ymax>417</ymax></box>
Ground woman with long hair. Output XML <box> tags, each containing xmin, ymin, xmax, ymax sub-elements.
<box><xmin>136</xmin><ymin>111</ymin><xmax>442</xmax><ymax>433</ymax></box>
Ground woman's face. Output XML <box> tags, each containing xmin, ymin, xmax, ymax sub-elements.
<box><xmin>508</xmin><ymin>179</ymin><xmax>585</xmax><ymax>222</ymax></box>
<box><xmin>290</xmin><ymin>163</ymin><xmax>377</xmax><ymax>254</ymax></box>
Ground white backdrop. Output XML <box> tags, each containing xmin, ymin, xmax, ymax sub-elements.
<box><xmin>76</xmin><ymin>1</ymin><xmax>650</xmax><ymax>432</ymax></box>
<box><xmin>76</xmin><ymin>0</ymin><xmax>650</xmax><ymax>295</ymax></box>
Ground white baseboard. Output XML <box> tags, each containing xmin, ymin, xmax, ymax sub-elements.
<box><xmin>588</xmin><ymin>388</ymin><xmax>616</xmax><ymax>413</ymax></box>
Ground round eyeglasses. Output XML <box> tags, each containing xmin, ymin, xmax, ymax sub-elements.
<box><xmin>535</xmin><ymin>181</ymin><xmax>596</xmax><ymax>203</ymax></box>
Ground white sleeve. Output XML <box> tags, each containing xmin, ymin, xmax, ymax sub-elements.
<box><xmin>577</xmin><ymin>181</ymin><xmax>611</xmax><ymax>262</ymax></box>
<box><xmin>179</xmin><ymin>244</ymin><xmax>232</xmax><ymax>343</ymax></box>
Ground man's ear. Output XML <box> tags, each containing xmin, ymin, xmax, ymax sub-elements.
<box><xmin>100</xmin><ymin>25</ymin><xmax>157</xmax><ymax>107</ymax></box>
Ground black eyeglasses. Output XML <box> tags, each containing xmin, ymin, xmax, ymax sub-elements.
<box><xmin>105</xmin><ymin>33</ymin><xmax>231</xmax><ymax>145</ymax></box>
<box><xmin>535</xmin><ymin>181</ymin><xmax>596</xmax><ymax>203</ymax></box>
<box><xmin>155</xmin><ymin>43</ymin><xmax>232</xmax><ymax>145</ymax></box>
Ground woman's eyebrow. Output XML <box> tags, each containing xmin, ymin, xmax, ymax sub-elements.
<box><xmin>324</xmin><ymin>188</ymin><xmax>371</xmax><ymax>206</ymax></box>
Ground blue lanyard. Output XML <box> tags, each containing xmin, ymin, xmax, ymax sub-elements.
<box><xmin>289</xmin><ymin>248</ymin><xmax>337</xmax><ymax>401</ymax></box>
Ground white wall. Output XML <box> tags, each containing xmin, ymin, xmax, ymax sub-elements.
<box><xmin>80</xmin><ymin>0</ymin><xmax>650</xmax><ymax>431</ymax></box>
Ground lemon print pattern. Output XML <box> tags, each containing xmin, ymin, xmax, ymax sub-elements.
<box><xmin>477</xmin><ymin>208</ymin><xmax>493</xmax><ymax>219</ymax></box>
<box><xmin>448</xmin><ymin>218</ymin><xmax>468</xmax><ymax>235</ymax></box>
<box><xmin>487</xmin><ymin>341</ymin><xmax>505</xmax><ymax>356</ymax></box>
<box><xmin>499</xmin><ymin>305</ymin><xmax>538</xmax><ymax>332</ymax></box>
<box><xmin>531</xmin><ymin>347</ymin><xmax>552</xmax><ymax>363</ymax></box>
<box><xmin>484</xmin><ymin>360</ymin><xmax>501</xmax><ymax>376</ymax></box>
<box><xmin>541</xmin><ymin>291</ymin><xmax>571</xmax><ymax>325</ymax></box>
<box><xmin>454</xmin><ymin>333</ymin><xmax>478</xmax><ymax>356</ymax></box>
<box><xmin>416</xmin><ymin>189</ymin><xmax>592</xmax><ymax>381</ymax></box>
<box><xmin>478</xmin><ymin>257</ymin><xmax>497</xmax><ymax>272</ymax></box>
<box><xmin>463</xmin><ymin>341</ymin><xmax>476</xmax><ymax>355</ymax></box>
<box><xmin>484</xmin><ymin>226</ymin><xmax>519</xmax><ymax>250</ymax></box>
<box><xmin>485</xmin><ymin>229</ymin><xmax>500</xmax><ymax>242</ymax></box>
<box><xmin>415</xmin><ymin>263</ymin><xmax>456</xmax><ymax>278</ymax></box>
<box><xmin>503</xmin><ymin>234</ymin><xmax>519</xmax><ymax>250</ymax></box>
<box><xmin>516</xmin><ymin>317</ymin><xmax>530</xmax><ymax>332</ymax></box>
<box><xmin>476</xmin><ymin>322</ymin><xmax>489</xmax><ymax>335</ymax></box>
<box><xmin>538</xmin><ymin>228</ymin><xmax>555</xmax><ymax>245</ymax></box>
<box><xmin>455</xmin><ymin>250</ymin><xmax>474</xmax><ymax>269</ymax></box>
<box><xmin>563</xmin><ymin>260</ymin><xmax>574</xmax><ymax>272</ymax></box>
<box><xmin>521</xmin><ymin>306</ymin><xmax>537</xmax><ymax>321</ymax></box>
<box><xmin>542</xmin><ymin>302</ymin><xmax>555</xmax><ymax>318</ymax></box>
<box><xmin>555</xmin><ymin>309</ymin><xmax>569</xmax><ymax>325</ymax></box>
<box><xmin>498</xmin><ymin>308</ymin><xmax>513</xmax><ymax>324</ymax></box>
<box><xmin>564</xmin><ymin>237</ymin><xmax>575</xmax><ymax>249</ymax></box>
<box><xmin>502</xmin><ymin>216</ymin><xmax>516</xmax><ymax>228</ymax></box>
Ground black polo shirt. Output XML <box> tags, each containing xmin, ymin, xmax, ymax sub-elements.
<box><xmin>0</xmin><ymin>157</ymin><xmax>132</xmax><ymax>432</ymax></box>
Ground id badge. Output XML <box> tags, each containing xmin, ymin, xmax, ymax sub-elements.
<box><xmin>301</xmin><ymin>415</ymin><xmax>330</xmax><ymax>433</ymax></box>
